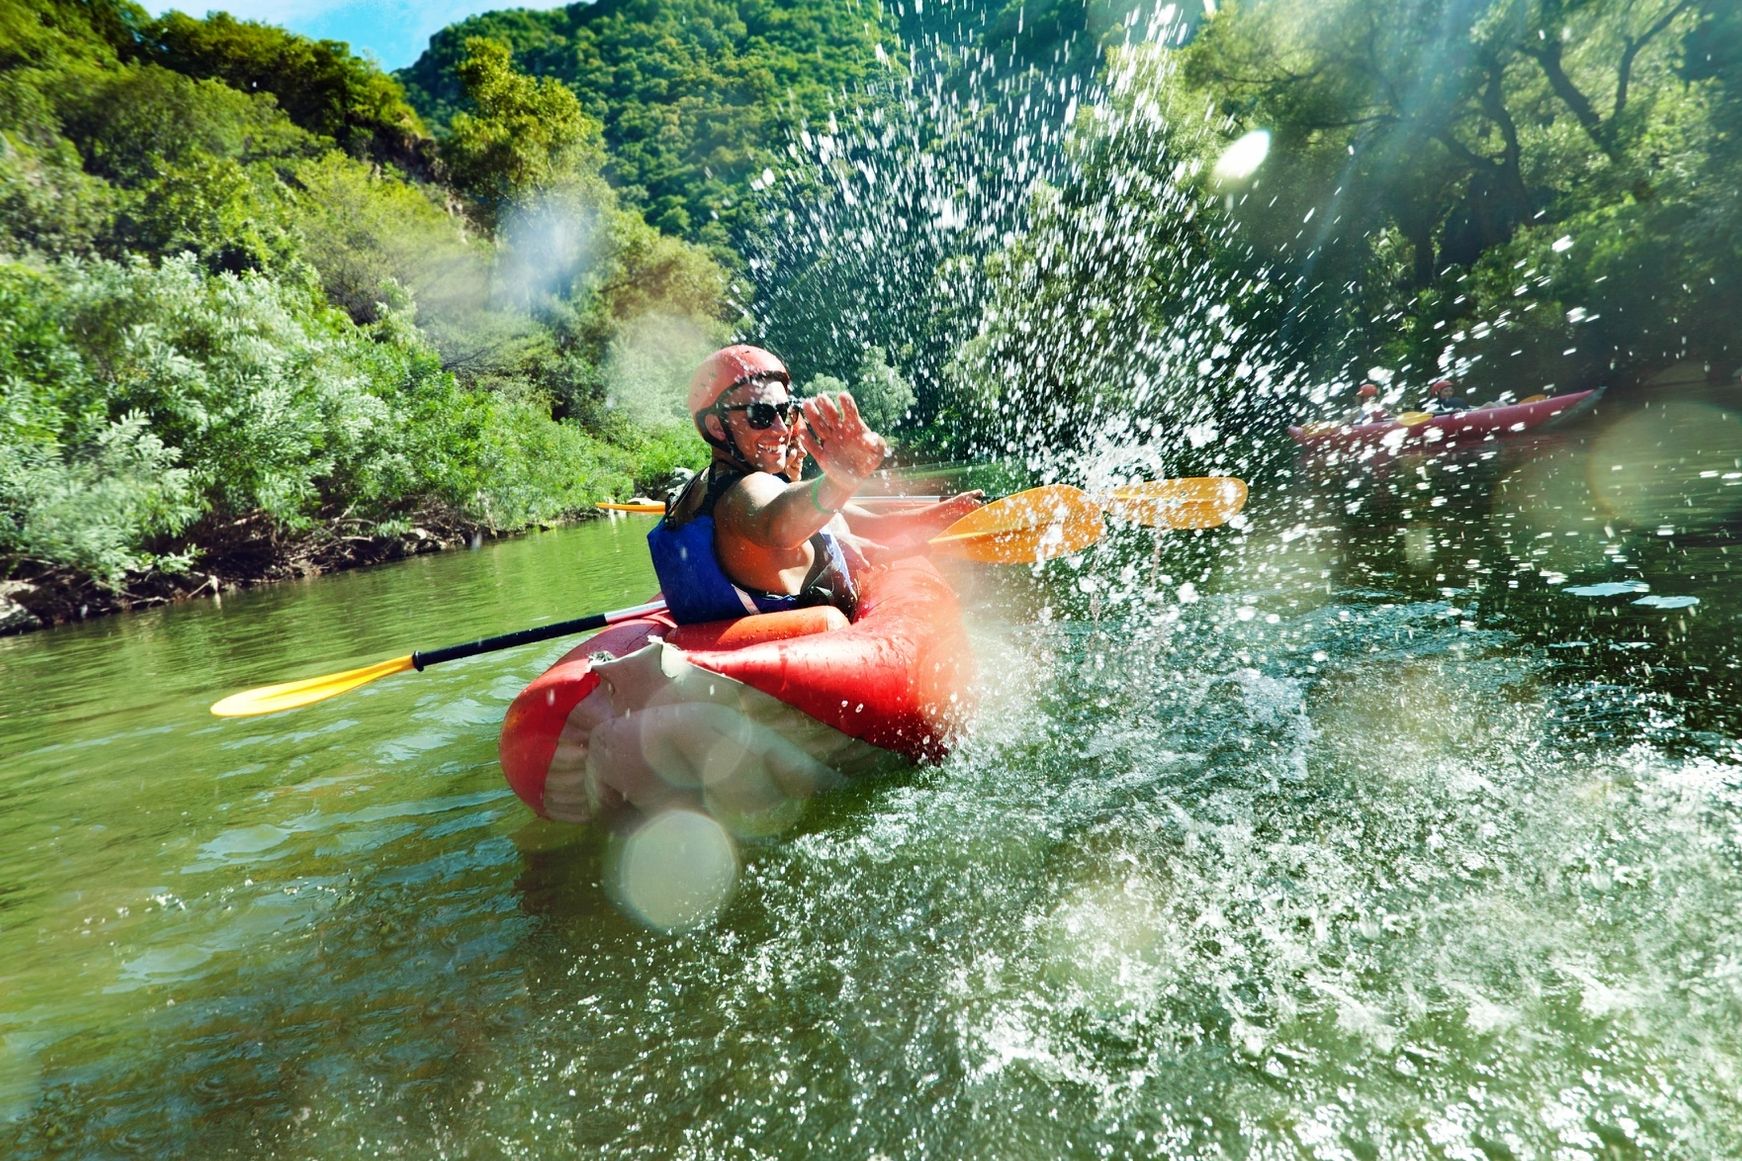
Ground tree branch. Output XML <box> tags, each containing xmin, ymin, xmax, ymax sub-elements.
<box><xmin>1432</xmin><ymin>127</ymin><xmax>1498</xmax><ymax>173</ymax></box>
<box><xmin>1478</xmin><ymin>51</ymin><xmax>1523</xmax><ymax>180</ymax></box>
<box><xmin>1615</xmin><ymin>0</ymin><xmax>1697</xmax><ymax>124</ymax></box>
<box><xmin>1521</xmin><ymin>30</ymin><xmax>1609</xmax><ymax>156</ymax></box>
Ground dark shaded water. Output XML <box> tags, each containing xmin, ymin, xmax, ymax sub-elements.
<box><xmin>4</xmin><ymin>386</ymin><xmax>1741</xmax><ymax>1157</ymax></box>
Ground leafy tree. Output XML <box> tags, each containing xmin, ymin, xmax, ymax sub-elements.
<box><xmin>0</xmin><ymin>133</ymin><xmax>118</xmax><ymax>256</ymax></box>
<box><xmin>287</xmin><ymin>150</ymin><xmax>485</xmax><ymax>325</ymax></box>
<box><xmin>558</xmin><ymin>208</ymin><xmax>732</xmax><ymax>426</ymax></box>
<box><xmin>125</xmin><ymin>10</ymin><xmax>430</xmax><ymax>168</ymax></box>
<box><xmin>55</xmin><ymin>62</ymin><xmax>315</xmax><ymax>186</ymax></box>
<box><xmin>115</xmin><ymin>151</ymin><xmax>299</xmax><ymax>273</ymax></box>
<box><xmin>808</xmin><ymin>346</ymin><xmax>916</xmax><ymax>435</ymax></box>
<box><xmin>3</xmin><ymin>27</ymin><xmax>314</xmax><ymax>274</ymax></box>
<box><xmin>440</xmin><ymin>36</ymin><xmax>607</xmax><ymax>231</ymax></box>
<box><xmin>1165</xmin><ymin>0</ymin><xmax>1718</xmax><ymax>385</ymax></box>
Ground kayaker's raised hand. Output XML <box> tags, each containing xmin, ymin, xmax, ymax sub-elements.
<box><xmin>800</xmin><ymin>391</ymin><xmax>886</xmax><ymax>484</ymax></box>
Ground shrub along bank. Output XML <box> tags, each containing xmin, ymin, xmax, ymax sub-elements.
<box><xmin>0</xmin><ymin>254</ymin><xmax>653</xmax><ymax>630</ymax></box>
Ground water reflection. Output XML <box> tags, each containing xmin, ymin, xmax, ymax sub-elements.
<box><xmin>1287</xmin><ymin>383</ymin><xmax>1742</xmax><ymax>738</ymax></box>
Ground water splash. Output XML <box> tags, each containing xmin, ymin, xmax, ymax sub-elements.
<box><xmin>741</xmin><ymin>4</ymin><xmax>1300</xmax><ymax>487</ymax></box>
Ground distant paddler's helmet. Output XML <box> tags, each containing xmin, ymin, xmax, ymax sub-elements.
<box><xmin>689</xmin><ymin>344</ymin><xmax>791</xmax><ymax>450</ymax></box>
<box><xmin>1357</xmin><ymin>383</ymin><xmax>1379</xmax><ymax>398</ymax></box>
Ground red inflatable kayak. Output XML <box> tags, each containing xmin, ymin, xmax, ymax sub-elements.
<box><xmin>498</xmin><ymin>559</ymin><xmax>971</xmax><ymax>826</ymax></box>
<box><xmin>1288</xmin><ymin>387</ymin><xmax>1606</xmax><ymax>453</ymax></box>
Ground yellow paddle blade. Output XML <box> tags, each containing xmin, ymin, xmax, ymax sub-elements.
<box><xmin>598</xmin><ymin>501</ymin><xmax>662</xmax><ymax>513</ymax></box>
<box><xmin>210</xmin><ymin>654</ymin><xmax>415</xmax><ymax>717</ymax></box>
<box><xmin>1103</xmin><ymin>477</ymin><xmax>1248</xmax><ymax>529</ymax></box>
<box><xmin>1520</xmin><ymin>393</ymin><xmax>1548</xmax><ymax>403</ymax></box>
<box><xmin>929</xmin><ymin>483</ymin><xmax>1105</xmax><ymax>563</ymax></box>
<box><xmin>1397</xmin><ymin>410</ymin><xmax>1433</xmax><ymax>426</ymax></box>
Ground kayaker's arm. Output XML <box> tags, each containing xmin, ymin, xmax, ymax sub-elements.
<box><xmin>834</xmin><ymin>526</ymin><xmax>923</xmax><ymax>566</ymax></box>
<box><xmin>842</xmin><ymin>492</ymin><xmax>987</xmax><ymax>544</ymax></box>
<box><xmin>834</xmin><ymin>494</ymin><xmax>988</xmax><ymax>565</ymax></box>
<box><xmin>716</xmin><ymin>471</ymin><xmax>852</xmax><ymax>550</ymax></box>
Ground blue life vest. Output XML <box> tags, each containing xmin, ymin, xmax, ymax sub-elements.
<box><xmin>648</xmin><ymin>465</ymin><xmax>862</xmax><ymax>625</ymax></box>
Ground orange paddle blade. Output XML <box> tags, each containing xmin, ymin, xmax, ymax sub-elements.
<box><xmin>929</xmin><ymin>483</ymin><xmax>1104</xmax><ymax>563</ymax></box>
<box><xmin>211</xmin><ymin>655</ymin><xmax>415</xmax><ymax>717</ymax></box>
<box><xmin>1101</xmin><ymin>477</ymin><xmax>1248</xmax><ymax>530</ymax></box>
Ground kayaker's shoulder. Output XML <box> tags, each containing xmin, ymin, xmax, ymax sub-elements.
<box><xmin>712</xmin><ymin>469</ymin><xmax>792</xmax><ymax>525</ymax></box>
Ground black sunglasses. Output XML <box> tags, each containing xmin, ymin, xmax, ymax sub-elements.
<box><xmin>716</xmin><ymin>399</ymin><xmax>798</xmax><ymax>429</ymax></box>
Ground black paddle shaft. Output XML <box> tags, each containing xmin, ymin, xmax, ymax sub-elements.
<box><xmin>410</xmin><ymin>601</ymin><xmax>667</xmax><ymax>671</ymax></box>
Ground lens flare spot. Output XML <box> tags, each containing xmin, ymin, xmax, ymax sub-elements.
<box><xmin>1212</xmin><ymin>130</ymin><xmax>1270</xmax><ymax>184</ymax></box>
<box><xmin>612</xmin><ymin>810</ymin><xmax>738</xmax><ymax>932</ymax></box>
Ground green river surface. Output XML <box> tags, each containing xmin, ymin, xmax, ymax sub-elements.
<box><xmin>4</xmin><ymin>386</ymin><xmax>1742</xmax><ymax>1158</ymax></box>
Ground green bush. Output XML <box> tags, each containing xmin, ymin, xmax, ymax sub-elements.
<box><xmin>0</xmin><ymin>254</ymin><xmax>651</xmax><ymax>586</ymax></box>
<box><xmin>0</xmin><ymin>405</ymin><xmax>199</xmax><ymax>582</ymax></box>
<box><xmin>466</xmin><ymin>395</ymin><xmax>635</xmax><ymax>528</ymax></box>
<box><xmin>0</xmin><ymin>2</ymin><xmax>745</xmax><ymax>599</ymax></box>
<box><xmin>616</xmin><ymin>420</ymin><xmax>709</xmax><ymax>496</ymax></box>
<box><xmin>0</xmin><ymin>264</ymin><xmax>199</xmax><ymax>581</ymax></box>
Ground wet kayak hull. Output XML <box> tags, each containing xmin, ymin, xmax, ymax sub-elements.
<box><xmin>1288</xmin><ymin>387</ymin><xmax>1606</xmax><ymax>453</ymax></box>
<box><xmin>498</xmin><ymin>559</ymin><xmax>971</xmax><ymax>826</ymax></box>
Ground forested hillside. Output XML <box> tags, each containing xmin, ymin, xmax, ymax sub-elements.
<box><xmin>393</xmin><ymin>0</ymin><xmax>1196</xmax><ymax>399</ymax></box>
<box><xmin>0</xmin><ymin>0</ymin><xmax>736</xmax><ymax>629</ymax></box>
<box><xmin>399</xmin><ymin>0</ymin><xmax>900</xmax><ymax>248</ymax></box>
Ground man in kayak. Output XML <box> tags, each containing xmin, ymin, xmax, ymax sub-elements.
<box><xmin>649</xmin><ymin>344</ymin><xmax>982</xmax><ymax>624</ymax></box>
<box><xmin>1423</xmin><ymin>378</ymin><xmax>1473</xmax><ymax>413</ymax></box>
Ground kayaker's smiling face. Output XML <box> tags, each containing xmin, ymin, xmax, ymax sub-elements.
<box><xmin>716</xmin><ymin>379</ymin><xmax>798</xmax><ymax>475</ymax></box>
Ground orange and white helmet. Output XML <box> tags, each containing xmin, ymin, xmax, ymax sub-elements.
<box><xmin>688</xmin><ymin>344</ymin><xmax>790</xmax><ymax>447</ymax></box>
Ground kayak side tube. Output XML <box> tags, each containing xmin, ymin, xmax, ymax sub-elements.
<box><xmin>498</xmin><ymin>559</ymin><xmax>973</xmax><ymax>826</ymax></box>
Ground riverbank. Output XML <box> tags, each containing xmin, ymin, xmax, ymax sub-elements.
<box><xmin>0</xmin><ymin>509</ymin><xmax>565</xmax><ymax>637</ymax></box>
<box><xmin>0</xmin><ymin>455</ymin><xmax>967</xmax><ymax>638</ymax></box>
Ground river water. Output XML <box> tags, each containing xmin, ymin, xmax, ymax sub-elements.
<box><xmin>4</xmin><ymin>387</ymin><xmax>1741</xmax><ymax>1157</ymax></box>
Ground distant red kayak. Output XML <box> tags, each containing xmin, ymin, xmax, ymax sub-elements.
<box><xmin>498</xmin><ymin>559</ymin><xmax>971</xmax><ymax>825</ymax></box>
<box><xmin>1288</xmin><ymin>387</ymin><xmax>1606</xmax><ymax>453</ymax></box>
